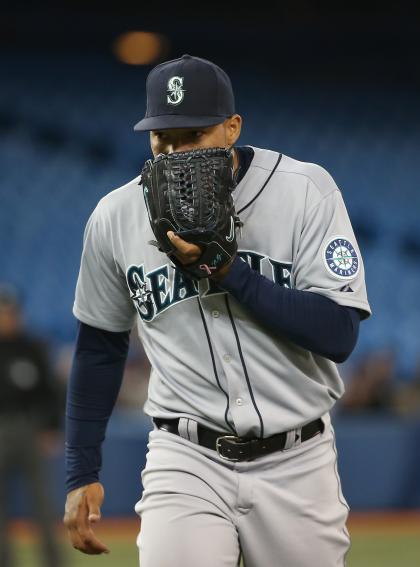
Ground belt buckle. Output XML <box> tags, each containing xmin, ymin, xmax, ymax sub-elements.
<box><xmin>216</xmin><ymin>435</ymin><xmax>249</xmax><ymax>461</ymax></box>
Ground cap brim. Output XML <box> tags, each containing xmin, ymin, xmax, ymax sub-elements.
<box><xmin>133</xmin><ymin>114</ymin><xmax>228</xmax><ymax>132</ymax></box>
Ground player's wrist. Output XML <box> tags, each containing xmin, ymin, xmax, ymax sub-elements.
<box><xmin>209</xmin><ymin>254</ymin><xmax>238</xmax><ymax>282</ymax></box>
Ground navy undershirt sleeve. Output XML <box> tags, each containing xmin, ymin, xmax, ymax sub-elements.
<box><xmin>219</xmin><ymin>256</ymin><xmax>361</xmax><ymax>363</ymax></box>
<box><xmin>65</xmin><ymin>321</ymin><xmax>130</xmax><ymax>493</ymax></box>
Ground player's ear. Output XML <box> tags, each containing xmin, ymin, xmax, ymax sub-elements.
<box><xmin>225</xmin><ymin>114</ymin><xmax>242</xmax><ymax>147</ymax></box>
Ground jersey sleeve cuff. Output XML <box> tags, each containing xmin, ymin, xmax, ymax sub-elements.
<box><xmin>73</xmin><ymin>305</ymin><xmax>134</xmax><ymax>333</ymax></box>
<box><xmin>301</xmin><ymin>289</ymin><xmax>372</xmax><ymax>320</ymax></box>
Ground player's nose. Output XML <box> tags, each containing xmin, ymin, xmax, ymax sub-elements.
<box><xmin>168</xmin><ymin>141</ymin><xmax>196</xmax><ymax>154</ymax></box>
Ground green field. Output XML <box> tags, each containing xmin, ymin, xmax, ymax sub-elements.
<box><xmin>9</xmin><ymin>520</ymin><xmax>420</xmax><ymax>567</ymax></box>
<box><xmin>348</xmin><ymin>533</ymin><xmax>420</xmax><ymax>567</ymax></box>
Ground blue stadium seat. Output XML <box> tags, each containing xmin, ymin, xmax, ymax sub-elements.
<box><xmin>1</xmin><ymin>54</ymin><xmax>419</xmax><ymax>373</ymax></box>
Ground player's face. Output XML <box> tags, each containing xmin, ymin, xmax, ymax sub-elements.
<box><xmin>150</xmin><ymin>114</ymin><xmax>242</xmax><ymax>157</ymax></box>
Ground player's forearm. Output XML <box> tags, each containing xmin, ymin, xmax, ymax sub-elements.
<box><xmin>218</xmin><ymin>256</ymin><xmax>360</xmax><ymax>363</ymax></box>
<box><xmin>65</xmin><ymin>321</ymin><xmax>130</xmax><ymax>493</ymax></box>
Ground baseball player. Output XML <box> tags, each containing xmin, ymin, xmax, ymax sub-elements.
<box><xmin>63</xmin><ymin>54</ymin><xmax>371</xmax><ymax>566</ymax></box>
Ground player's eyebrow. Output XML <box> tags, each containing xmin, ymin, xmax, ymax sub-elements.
<box><xmin>155</xmin><ymin>127</ymin><xmax>209</xmax><ymax>135</ymax></box>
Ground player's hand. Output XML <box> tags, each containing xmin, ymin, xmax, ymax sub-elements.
<box><xmin>63</xmin><ymin>482</ymin><xmax>110</xmax><ymax>555</ymax></box>
<box><xmin>167</xmin><ymin>230</ymin><xmax>235</xmax><ymax>279</ymax></box>
<box><xmin>167</xmin><ymin>231</ymin><xmax>202</xmax><ymax>264</ymax></box>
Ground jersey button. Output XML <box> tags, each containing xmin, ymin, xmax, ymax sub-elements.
<box><xmin>223</xmin><ymin>354</ymin><xmax>231</xmax><ymax>363</ymax></box>
<box><xmin>236</xmin><ymin>398</ymin><xmax>243</xmax><ymax>406</ymax></box>
<box><xmin>212</xmin><ymin>310</ymin><xmax>220</xmax><ymax>318</ymax></box>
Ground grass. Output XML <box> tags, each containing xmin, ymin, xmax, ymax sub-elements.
<box><xmin>12</xmin><ymin>540</ymin><xmax>137</xmax><ymax>567</ymax></box>
<box><xmin>348</xmin><ymin>533</ymin><xmax>420</xmax><ymax>567</ymax></box>
<box><xmin>8</xmin><ymin>513</ymin><xmax>420</xmax><ymax>566</ymax></box>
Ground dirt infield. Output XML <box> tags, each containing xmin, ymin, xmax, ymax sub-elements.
<box><xmin>348</xmin><ymin>511</ymin><xmax>420</xmax><ymax>534</ymax></box>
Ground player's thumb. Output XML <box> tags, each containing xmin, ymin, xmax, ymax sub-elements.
<box><xmin>86</xmin><ymin>483</ymin><xmax>104</xmax><ymax>524</ymax></box>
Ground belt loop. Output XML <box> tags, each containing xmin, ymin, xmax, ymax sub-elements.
<box><xmin>293</xmin><ymin>427</ymin><xmax>303</xmax><ymax>448</ymax></box>
<box><xmin>178</xmin><ymin>418</ymin><xmax>199</xmax><ymax>444</ymax></box>
<box><xmin>283</xmin><ymin>428</ymin><xmax>298</xmax><ymax>450</ymax></box>
<box><xmin>177</xmin><ymin>418</ymin><xmax>188</xmax><ymax>440</ymax></box>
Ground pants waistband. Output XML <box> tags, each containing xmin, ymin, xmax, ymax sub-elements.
<box><xmin>153</xmin><ymin>417</ymin><xmax>325</xmax><ymax>462</ymax></box>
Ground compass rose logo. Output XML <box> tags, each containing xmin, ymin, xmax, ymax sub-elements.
<box><xmin>324</xmin><ymin>236</ymin><xmax>359</xmax><ymax>280</ymax></box>
<box><xmin>167</xmin><ymin>76</ymin><xmax>185</xmax><ymax>106</ymax></box>
<box><xmin>130</xmin><ymin>274</ymin><xmax>153</xmax><ymax>314</ymax></box>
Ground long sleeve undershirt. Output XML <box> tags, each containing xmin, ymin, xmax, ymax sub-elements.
<box><xmin>65</xmin><ymin>322</ymin><xmax>129</xmax><ymax>492</ymax></box>
<box><xmin>218</xmin><ymin>255</ymin><xmax>360</xmax><ymax>363</ymax></box>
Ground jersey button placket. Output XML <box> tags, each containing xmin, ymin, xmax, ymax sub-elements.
<box><xmin>203</xmin><ymin>296</ymin><xmax>254</xmax><ymax>436</ymax></box>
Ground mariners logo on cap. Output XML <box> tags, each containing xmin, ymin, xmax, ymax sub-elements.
<box><xmin>324</xmin><ymin>236</ymin><xmax>359</xmax><ymax>280</ymax></box>
<box><xmin>167</xmin><ymin>76</ymin><xmax>185</xmax><ymax>106</ymax></box>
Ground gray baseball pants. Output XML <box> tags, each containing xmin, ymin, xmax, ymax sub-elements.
<box><xmin>135</xmin><ymin>413</ymin><xmax>350</xmax><ymax>567</ymax></box>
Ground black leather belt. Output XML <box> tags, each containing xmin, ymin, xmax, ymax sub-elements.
<box><xmin>153</xmin><ymin>417</ymin><xmax>324</xmax><ymax>462</ymax></box>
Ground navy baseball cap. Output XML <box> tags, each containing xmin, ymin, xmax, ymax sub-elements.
<box><xmin>133</xmin><ymin>54</ymin><xmax>235</xmax><ymax>132</ymax></box>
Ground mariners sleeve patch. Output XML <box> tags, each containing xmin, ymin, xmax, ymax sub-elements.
<box><xmin>323</xmin><ymin>236</ymin><xmax>359</xmax><ymax>280</ymax></box>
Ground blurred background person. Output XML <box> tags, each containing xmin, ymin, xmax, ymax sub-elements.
<box><xmin>338</xmin><ymin>348</ymin><xmax>396</xmax><ymax>414</ymax></box>
<box><xmin>0</xmin><ymin>284</ymin><xmax>64</xmax><ymax>567</ymax></box>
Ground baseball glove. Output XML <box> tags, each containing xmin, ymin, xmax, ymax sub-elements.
<box><xmin>140</xmin><ymin>147</ymin><xmax>242</xmax><ymax>280</ymax></box>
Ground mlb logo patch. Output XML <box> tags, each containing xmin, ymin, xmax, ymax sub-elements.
<box><xmin>324</xmin><ymin>236</ymin><xmax>359</xmax><ymax>280</ymax></box>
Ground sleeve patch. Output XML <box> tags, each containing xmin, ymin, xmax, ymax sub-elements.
<box><xmin>323</xmin><ymin>235</ymin><xmax>359</xmax><ymax>280</ymax></box>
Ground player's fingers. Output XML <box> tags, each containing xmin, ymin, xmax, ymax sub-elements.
<box><xmin>86</xmin><ymin>485</ymin><xmax>103</xmax><ymax>523</ymax></box>
<box><xmin>167</xmin><ymin>231</ymin><xmax>201</xmax><ymax>255</ymax></box>
<box><xmin>167</xmin><ymin>231</ymin><xmax>201</xmax><ymax>262</ymax></box>
<box><xmin>69</xmin><ymin>524</ymin><xmax>108</xmax><ymax>556</ymax></box>
<box><xmin>64</xmin><ymin>484</ymin><xmax>109</xmax><ymax>555</ymax></box>
<box><xmin>67</xmin><ymin>524</ymin><xmax>84</xmax><ymax>552</ymax></box>
<box><xmin>77</xmin><ymin>483</ymin><xmax>109</xmax><ymax>555</ymax></box>
<box><xmin>74</xmin><ymin>525</ymin><xmax>110</xmax><ymax>555</ymax></box>
<box><xmin>70</xmin><ymin>527</ymin><xmax>109</xmax><ymax>555</ymax></box>
<box><xmin>75</xmin><ymin>499</ymin><xmax>110</xmax><ymax>554</ymax></box>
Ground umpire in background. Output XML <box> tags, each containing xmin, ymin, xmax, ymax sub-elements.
<box><xmin>0</xmin><ymin>284</ymin><xmax>64</xmax><ymax>567</ymax></box>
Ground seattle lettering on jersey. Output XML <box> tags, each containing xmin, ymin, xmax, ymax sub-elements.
<box><xmin>126</xmin><ymin>251</ymin><xmax>292</xmax><ymax>322</ymax></box>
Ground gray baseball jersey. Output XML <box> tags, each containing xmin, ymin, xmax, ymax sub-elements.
<box><xmin>73</xmin><ymin>146</ymin><xmax>371</xmax><ymax>437</ymax></box>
